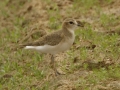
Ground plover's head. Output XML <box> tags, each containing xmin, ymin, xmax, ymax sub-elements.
<box><xmin>62</xmin><ymin>18</ymin><xmax>83</xmax><ymax>31</ymax></box>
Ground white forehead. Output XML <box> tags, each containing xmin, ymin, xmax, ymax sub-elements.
<box><xmin>70</xmin><ymin>20</ymin><xmax>77</xmax><ymax>25</ymax></box>
<box><xmin>74</xmin><ymin>20</ymin><xmax>77</xmax><ymax>24</ymax></box>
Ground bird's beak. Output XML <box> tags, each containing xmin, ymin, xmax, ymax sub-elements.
<box><xmin>76</xmin><ymin>21</ymin><xmax>84</xmax><ymax>27</ymax></box>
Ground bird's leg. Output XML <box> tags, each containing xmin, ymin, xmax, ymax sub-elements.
<box><xmin>50</xmin><ymin>55</ymin><xmax>60</xmax><ymax>75</ymax></box>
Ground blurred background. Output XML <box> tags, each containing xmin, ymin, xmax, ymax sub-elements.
<box><xmin>0</xmin><ymin>0</ymin><xmax>120</xmax><ymax>90</ymax></box>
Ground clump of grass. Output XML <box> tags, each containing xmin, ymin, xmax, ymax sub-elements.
<box><xmin>0</xmin><ymin>0</ymin><xmax>120</xmax><ymax>90</ymax></box>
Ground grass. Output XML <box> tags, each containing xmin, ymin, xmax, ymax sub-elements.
<box><xmin>0</xmin><ymin>0</ymin><xmax>120</xmax><ymax>90</ymax></box>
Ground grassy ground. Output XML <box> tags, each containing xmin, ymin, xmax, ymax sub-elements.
<box><xmin>0</xmin><ymin>0</ymin><xmax>120</xmax><ymax>90</ymax></box>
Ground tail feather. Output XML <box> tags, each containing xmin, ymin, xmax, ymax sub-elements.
<box><xmin>24</xmin><ymin>46</ymin><xmax>36</xmax><ymax>50</ymax></box>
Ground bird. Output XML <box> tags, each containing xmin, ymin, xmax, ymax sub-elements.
<box><xmin>21</xmin><ymin>18</ymin><xmax>84</xmax><ymax>75</ymax></box>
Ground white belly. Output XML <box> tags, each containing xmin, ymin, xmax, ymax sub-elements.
<box><xmin>25</xmin><ymin>37</ymin><xmax>74</xmax><ymax>54</ymax></box>
<box><xmin>25</xmin><ymin>32</ymin><xmax>75</xmax><ymax>54</ymax></box>
<box><xmin>36</xmin><ymin>39</ymin><xmax>74</xmax><ymax>54</ymax></box>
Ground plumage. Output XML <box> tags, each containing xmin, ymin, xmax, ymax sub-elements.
<box><xmin>21</xmin><ymin>18</ymin><xmax>83</xmax><ymax>75</ymax></box>
<box><xmin>23</xmin><ymin>30</ymin><xmax>63</xmax><ymax>46</ymax></box>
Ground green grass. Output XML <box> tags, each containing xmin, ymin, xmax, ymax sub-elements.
<box><xmin>0</xmin><ymin>0</ymin><xmax>120</xmax><ymax>90</ymax></box>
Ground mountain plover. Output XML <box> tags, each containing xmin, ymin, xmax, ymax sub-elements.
<box><xmin>22</xmin><ymin>18</ymin><xmax>83</xmax><ymax>75</ymax></box>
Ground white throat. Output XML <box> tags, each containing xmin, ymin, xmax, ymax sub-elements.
<box><xmin>67</xmin><ymin>28</ymin><xmax>75</xmax><ymax>35</ymax></box>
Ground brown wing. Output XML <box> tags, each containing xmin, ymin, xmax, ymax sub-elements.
<box><xmin>22</xmin><ymin>30</ymin><xmax>63</xmax><ymax>46</ymax></box>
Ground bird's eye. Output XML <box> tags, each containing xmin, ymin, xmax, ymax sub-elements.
<box><xmin>69</xmin><ymin>21</ymin><xmax>74</xmax><ymax>24</ymax></box>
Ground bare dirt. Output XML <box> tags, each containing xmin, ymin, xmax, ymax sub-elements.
<box><xmin>0</xmin><ymin>0</ymin><xmax>120</xmax><ymax>90</ymax></box>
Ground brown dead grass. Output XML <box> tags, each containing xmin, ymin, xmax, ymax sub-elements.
<box><xmin>0</xmin><ymin>0</ymin><xmax>120</xmax><ymax>90</ymax></box>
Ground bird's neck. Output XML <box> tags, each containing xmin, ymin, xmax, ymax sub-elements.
<box><xmin>62</xmin><ymin>27</ymin><xmax>75</xmax><ymax>38</ymax></box>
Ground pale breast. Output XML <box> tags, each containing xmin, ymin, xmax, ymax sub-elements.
<box><xmin>35</xmin><ymin>37</ymin><xmax>74</xmax><ymax>54</ymax></box>
<box><xmin>35</xmin><ymin>32</ymin><xmax>75</xmax><ymax>54</ymax></box>
<box><xmin>54</xmin><ymin>35</ymin><xmax>75</xmax><ymax>53</ymax></box>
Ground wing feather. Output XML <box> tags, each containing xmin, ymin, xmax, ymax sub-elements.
<box><xmin>22</xmin><ymin>30</ymin><xmax>63</xmax><ymax>46</ymax></box>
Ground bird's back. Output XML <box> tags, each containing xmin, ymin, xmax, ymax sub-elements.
<box><xmin>22</xmin><ymin>30</ymin><xmax>64</xmax><ymax>46</ymax></box>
